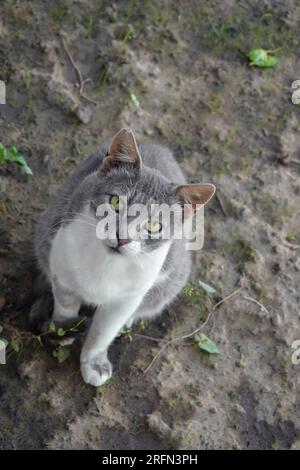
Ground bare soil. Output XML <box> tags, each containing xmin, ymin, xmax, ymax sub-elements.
<box><xmin>0</xmin><ymin>0</ymin><xmax>300</xmax><ymax>450</ymax></box>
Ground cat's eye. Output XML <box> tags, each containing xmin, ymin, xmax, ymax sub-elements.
<box><xmin>110</xmin><ymin>195</ymin><xmax>122</xmax><ymax>211</ymax></box>
<box><xmin>146</xmin><ymin>221</ymin><xmax>162</xmax><ymax>234</ymax></box>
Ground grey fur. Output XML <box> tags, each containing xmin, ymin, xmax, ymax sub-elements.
<box><xmin>35</xmin><ymin>139</ymin><xmax>191</xmax><ymax>314</ymax></box>
<box><xmin>33</xmin><ymin>133</ymin><xmax>198</xmax><ymax>385</ymax></box>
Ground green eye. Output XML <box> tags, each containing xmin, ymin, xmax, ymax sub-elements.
<box><xmin>146</xmin><ymin>221</ymin><xmax>162</xmax><ymax>233</ymax></box>
<box><xmin>110</xmin><ymin>195</ymin><xmax>121</xmax><ymax>211</ymax></box>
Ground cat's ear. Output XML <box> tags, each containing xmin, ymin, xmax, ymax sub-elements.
<box><xmin>174</xmin><ymin>183</ymin><xmax>216</xmax><ymax>217</ymax></box>
<box><xmin>103</xmin><ymin>128</ymin><xmax>142</xmax><ymax>172</ymax></box>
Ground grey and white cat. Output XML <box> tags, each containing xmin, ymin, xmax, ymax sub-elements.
<box><xmin>34</xmin><ymin>129</ymin><xmax>215</xmax><ymax>387</ymax></box>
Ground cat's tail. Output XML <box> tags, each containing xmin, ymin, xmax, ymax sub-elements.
<box><xmin>28</xmin><ymin>269</ymin><xmax>53</xmax><ymax>334</ymax></box>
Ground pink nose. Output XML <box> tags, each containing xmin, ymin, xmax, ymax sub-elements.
<box><xmin>117</xmin><ymin>237</ymin><xmax>129</xmax><ymax>247</ymax></box>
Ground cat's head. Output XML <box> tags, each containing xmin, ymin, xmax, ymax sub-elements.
<box><xmin>90</xmin><ymin>128</ymin><xmax>215</xmax><ymax>256</ymax></box>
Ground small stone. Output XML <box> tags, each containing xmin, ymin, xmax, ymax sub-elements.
<box><xmin>262</xmin><ymin>128</ymin><xmax>269</xmax><ymax>137</ymax></box>
<box><xmin>147</xmin><ymin>410</ymin><xmax>173</xmax><ymax>440</ymax></box>
<box><xmin>76</xmin><ymin>106</ymin><xmax>93</xmax><ymax>125</ymax></box>
<box><xmin>270</xmin><ymin>314</ymin><xmax>282</xmax><ymax>327</ymax></box>
<box><xmin>144</xmin><ymin>128</ymin><xmax>154</xmax><ymax>136</ymax></box>
<box><xmin>43</xmin><ymin>154</ymin><xmax>50</xmax><ymax>166</ymax></box>
<box><xmin>235</xmin><ymin>359</ymin><xmax>246</xmax><ymax>368</ymax></box>
<box><xmin>233</xmin><ymin>403</ymin><xmax>246</xmax><ymax>415</ymax></box>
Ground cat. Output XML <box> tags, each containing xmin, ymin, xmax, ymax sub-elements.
<box><xmin>33</xmin><ymin>128</ymin><xmax>215</xmax><ymax>386</ymax></box>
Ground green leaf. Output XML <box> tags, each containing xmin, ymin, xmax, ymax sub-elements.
<box><xmin>57</xmin><ymin>328</ymin><xmax>65</xmax><ymax>337</ymax></box>
<box><xmin>194</xmin><ymin>333</ymin><xmax>220</xmax><ymax>355</ymax></box>
<box><xmin>0</xmin><ymin>144</ymin><xmax>7</xmax><ymax>161</ymax></box>
<box><xmin>182</xmin><ymin>283</ymin><xmax>194</xmax><ymax>296</ymax></box>
<box><xmin>182</xmin><ymin>283</ymin><xmax>206</xmax><ymax>303</ymax></box>
<box><xmin>53</xmin><ymin>345</ymin><xmax>71</xmax><ymax>363</ymax></box>
<box><xmin>0</xmin><ymin>337</ymin><xmax>8</xmax><ymax>347</ymax></box>
<box><xmin>261</xmin><ymin>12</ymin><xmax>273</xmax><ymax>18</ymax></box>
<box><xmin>0</xmin><ymin>325</ymin><xmax>3</xmax><ymax>334</ymax></box>
<box><xmin>130</xmin><ymin>93</ymin><xmax>140</xmax><ymax>108</ymax></box>
<box><xmin>139</xmin><ymin>319</ymin><xmax>149</xmax><ymax>331</ymax></box>
<box><xmin>11</xmin><ymin>338</ymin><xmax>20</xmax><ymax>353</ymax></box>
<box><xmin>21</xmin><ymin>163</ymin><xmax>33</xmax><ymax>176</ymax></box>
<box><xmin>7</xmin><ymin>146</ymin><xmax>18</xmax><ymax>157</ymax></box>
<box><xmin>35</xmin><ymin>335</ymin><xmax>43</xmax><ymax>347</ymax></box>
<box><xmin>122</xmin><ymin>326</ymin><xmax>133</xmax><ymax>342</ymax></box>
<box><xmin>247</xmin><ymin>48</ymin><xmax>278</xmax><ymax>68</ymax></box>
<box><xmin>48</xmin><ymin>321</ymin><xmax>56</xmax><ymax>333</ymax></box>
<box><xmin>0</xmin><ymin>143</ymin><xmax>33</xmax><ymax>174</ymax></box>
<box><xmin>198</xmin><ymin>280</ymin><xmax>217</xmax><ymax>295</ymax></box>
<box><xmin>68</xmin><ymin>316</ymin><xmax>87</xmax><ymax>332</ymax></box>
<box><xmin>123</xmin><ymin>29</ymin><xmax>136</xmax><ymax>43</ymax></box>
<box><xmin>10</xmin><ymin>154</ymin><xmax>33</xmax><ymax>175</ymax></box>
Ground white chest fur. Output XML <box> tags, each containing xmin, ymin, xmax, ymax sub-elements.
<box><xmin>49</xmin><ymin>211</ymin><xmax>170</xmax><ymax>306</ymax></box>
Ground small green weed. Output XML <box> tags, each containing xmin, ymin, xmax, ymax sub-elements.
<box><xmin>0</xmin><ymin>143</ymin><xmax>33</xmax><ymax>175</ymax></box>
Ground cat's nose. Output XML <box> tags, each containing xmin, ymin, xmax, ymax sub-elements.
<box><xmin>117</xmin><ymin>236</ymin><xmax>129</xmax><ymax>246</ymax></box>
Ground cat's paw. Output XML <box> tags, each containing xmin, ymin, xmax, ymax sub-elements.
<box><xmin>80</xmin><ymin>354</ymin><xmax>112</xmax><ymax>387</ymax></box>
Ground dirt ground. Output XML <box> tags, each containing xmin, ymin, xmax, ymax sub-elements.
<box><xmin>0</xmin><ymin>0</ymin><xmax>300</xmax><ymax>450</ymax></box>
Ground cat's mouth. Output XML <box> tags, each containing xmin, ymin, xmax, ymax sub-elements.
<box><xmin>108</xmin><ymin>245</ymin><xmax>122</xmax><ymax>254</ymax></box>
<box><xmin>104</xmin><ymin>239</ymin><xmax>142</xmax><ymax>256</ymax></box>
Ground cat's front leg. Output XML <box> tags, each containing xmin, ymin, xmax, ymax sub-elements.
<box><xmin>52</xmin><ymin>277</ymin><xmax>81</xmax><ymax>324</ymax></box>
<box><xmin>80</xmin><ymin>297</ymin><xmax>142</xmax><ymax>387</ymax></box>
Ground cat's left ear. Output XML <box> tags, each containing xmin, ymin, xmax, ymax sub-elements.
<box><xmin>174</xmin><ymin>183</ymin><xmax>216</xmax><ymax>217</ymax></box>
<box><xmin>103</xmin><ymin>128</ymin><xmax>142</xmax><ymax>173</ymax></box>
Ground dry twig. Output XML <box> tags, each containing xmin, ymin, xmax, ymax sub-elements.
<box><xmin>243</xmin><ymin>295</ymin><xmax>270</xmax><ymax>315</ymax></box>
<box><xmin>60</xmin><ymin>34</ymin><xmax>98</xmax><ymax>105</ymax></box>
<box><xmin>132</xmin><ymin>333</ymin><xmax>163</xmax><ymax>343</ymax></box>
<box><xmin>143</xmin><ymin>285</ymin><xmax>243</xmax><ymax>373</ymax></box>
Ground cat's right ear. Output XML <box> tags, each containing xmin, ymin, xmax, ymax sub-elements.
<box><xmin>102</xmin><ymin>128</ymin><xmax>142</xmax><ymax>173</ymax></box>
<box><xmin>174</xmin><ymin>183</ymin><xmax>216</xmax><ymax>218</ymax></box>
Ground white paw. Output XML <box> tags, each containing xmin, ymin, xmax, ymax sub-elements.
<box><xmin>80</xmin><ymin>355</ymin><xmax>112</xmax><ymax>387</ymax></box>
